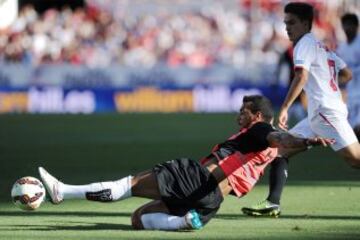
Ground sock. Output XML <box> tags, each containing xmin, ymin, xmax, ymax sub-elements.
<box><xmin>266</xmin><ymin>157</ymin><xmax>288</xmax><ymax>205</ymax></box>
<box><xmin>141</xmin><ymin>212</ymin><xmax>188</xmax><ymax>230</ymax></box>
<box><xmin>61</xmin><ymin>176</ymin><xmax>133</xmax><ymax>202</ymax></box>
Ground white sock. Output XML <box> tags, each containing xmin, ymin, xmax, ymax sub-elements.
<box><xmin>61</xmin><ymin>176</ymin><xmax>132</xmax><ymax>202</ymax></box>
<box><xmin>141</xmin><ymin>212</ymin><xmax>188</xmax><ymax>230</ymax></box>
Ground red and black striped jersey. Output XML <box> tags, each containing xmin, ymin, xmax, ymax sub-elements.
<box><xmin>201</xmin><ymin>122</ymin><xmax>278</xmax><ymax>197</ymax></box>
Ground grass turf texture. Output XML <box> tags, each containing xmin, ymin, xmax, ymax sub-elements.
<box><xmin>0</xmin><ymin>113</ymin><xmax>359</xmax><ymax>239</ymax></box>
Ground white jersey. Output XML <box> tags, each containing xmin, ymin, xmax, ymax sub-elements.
<box><xmin>293</xmin><ymin>33</ymin><xmax>347</xmax><ymax>120</ymax></box>
<box><xmin>290</xmin><ymin>33</ymin><xmax>358</xmax><ymax>151</ymax></box>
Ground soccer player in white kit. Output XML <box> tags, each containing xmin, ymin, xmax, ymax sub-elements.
<box><xmin>242</xmin><ymin>2</ymin><xmax>360</xmax><ymax>217</ymax></box>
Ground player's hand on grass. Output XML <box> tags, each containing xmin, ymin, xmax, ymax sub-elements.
<box><xmin>305</xmin><ymin>137</ymin><xmax>335</xmax><ymax>147</ymax></box>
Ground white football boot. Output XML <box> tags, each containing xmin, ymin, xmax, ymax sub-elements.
<box><xmin>38</xmin><ymin>167</ymin><xmax>64</xmax><ymax>204</ymax></box>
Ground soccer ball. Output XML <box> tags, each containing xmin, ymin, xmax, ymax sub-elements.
<box><xmin>11</xmin><ymin>176</ymin><xmax>46</xmax><ymax>211</ymax></box>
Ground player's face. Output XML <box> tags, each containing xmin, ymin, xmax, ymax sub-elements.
<box><xmin>237</xmin><ymin>103</ymin><xmax>259</xmax><ymax>128</ymax></box>
<box><xmin>284</xmin><ymin>13</ymin><xmax>309</xmax><ymax>43</ymax></box>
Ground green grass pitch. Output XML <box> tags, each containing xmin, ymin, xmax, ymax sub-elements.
<box><xmin>0</xmin><ymin>113</ymin><xmax>359</xmax><ymax>239</ymax></box>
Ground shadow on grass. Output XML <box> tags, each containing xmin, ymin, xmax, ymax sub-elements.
<box><xmin>0</xmin><ymin>221</ymin><xmax>133</xmax><ymax>231</ymax></box>
<box><xmin>0</xmin><ymin>211</ymin><xmax>132</xmax><ymax>217</ymax></box>
<box><xmin>2</xmin><ymin>210</ymin><xmax>360</xmax><ymax>221</ymax></box>
<box><xmin>215</xmin><ymin>213</ymin><xmax>360</xmax><ymax>221</ymax></box>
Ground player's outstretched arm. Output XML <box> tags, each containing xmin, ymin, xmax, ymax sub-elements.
<box><xmin>267</xmin><ymin>131</ymin><xmax>335</xmax><ymax>149</ymax></box>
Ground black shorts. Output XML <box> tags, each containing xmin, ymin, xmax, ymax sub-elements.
<box><xmin>153</xmin><ymin>158</ymin><xmax>223</xmax><ymax>225</ymax></box>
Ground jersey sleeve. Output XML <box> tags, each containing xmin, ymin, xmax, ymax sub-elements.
<box><xmin>293</xmin><ymin>36</ymin><xmax>316</xmax><ymax>71</ymax></box>
<box><xmin>246</xmin><ymin>122</ymin><xmax>276</xmax><ymax>148</ymax></box>
<box><xmin>214</xmin><ymin>122</ymin><xmax>276</xmax><ymax>155</ymax></box>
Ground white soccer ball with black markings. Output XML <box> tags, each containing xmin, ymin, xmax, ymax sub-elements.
<box><xmin>11</xmin><ymin>176</ymin><xmax>46</xmax><ymax>211</ymax></box>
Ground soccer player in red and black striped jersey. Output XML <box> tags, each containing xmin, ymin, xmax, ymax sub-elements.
<box><xmin>38</xmin><ymin>95</ymin><xmax>333</xmax><ymax>231</ymax></box>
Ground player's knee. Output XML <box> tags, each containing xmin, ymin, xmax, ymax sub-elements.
<box><xmin>131</xmin><ymin>208</ymin><xmax>144</xmax><ymax>230</ymax></box>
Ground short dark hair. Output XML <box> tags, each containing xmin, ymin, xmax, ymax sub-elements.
<box><xmin>284</xmin><ymin>2</ymin><xmax>314</xmax><ymax>30</ymax></box>
<box><xmin>341</xmin><ymin>13</ymin><xmax>359</xmax><ymax>27</ymax></box>
<box><xmin>354</xmin><ymin>124</ymin><xmax>360</xmax><ymax>142</ymax></box>
<box><xmin>243</xmin><ymin>95</ymin><xmax>274</xmax><ymax>123</ymax></box>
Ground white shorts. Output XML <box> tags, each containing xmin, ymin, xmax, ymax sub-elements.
<box><xmin>290</xmin><ymin>109</ymin><xmax>358</xmax><ymax>151</ymax></box>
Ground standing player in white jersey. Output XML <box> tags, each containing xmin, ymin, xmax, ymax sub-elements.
<box><xmin>242</xmin><ymin>2</ymin><xmax>360</xmax><ymax>217</ymax></box>
<box><xmin>337</xmin><ymin>13</ymin><xmax>360</xmax><ymax>127</ymax></box>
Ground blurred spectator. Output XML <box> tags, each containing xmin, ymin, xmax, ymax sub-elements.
<box><xmin>0</xmin><ymin>0</ymin><xmax>355</xmax><ymax>72</ymax></box>
<box><xmin>337</xmin><ymin>13</ymin><xmax>360</xmax><ymax>127</ymax></box>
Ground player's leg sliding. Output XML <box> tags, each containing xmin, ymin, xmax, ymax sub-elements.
<box><xmin>38</xmin><ymin>167</ymin><xmax>132</xmax><ymax>203</ymax></box>
<box><xmin>140</xmin><ymin>210</ymin><xmax>202</xmax><ymax>230</ymax></box>
<box><xmin>241</xmin><ymin>156</ymin><xmax>287</xmax><ymax>217</ymax></box>
<box><xmin>38</xmin><ymin>167</ymin><xmax>64</xmax><ymax>204</ymax></box>
<box><xmin>132</xmin><ymin>199</ymin><xmax>204</xmax><ymax>231</ymax></box>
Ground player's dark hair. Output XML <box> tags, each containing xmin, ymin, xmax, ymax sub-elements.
<box><xmin>354</xmin><ymin>124</ymin><xmax>360</xmax><ymax>142</ymax></box>
<box><xmin>284</xmin><ymin>2</ymin><xmax>314</xmax><ymax>30</ymax></box>
<box><xmin>341</xmin><ymin>13</ymin><xmax>359</xmax><ymax>27</ymax></box>
<box><xmin>243</xmin><ymin>95</ymin><xmax>274</xmax><ymax>123</ymax></box>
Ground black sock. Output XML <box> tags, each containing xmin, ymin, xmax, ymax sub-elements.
<box><xmin>266</xmin><ymin>156</ymin><xmax>289</xmax><ymax>205</ymax></box>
